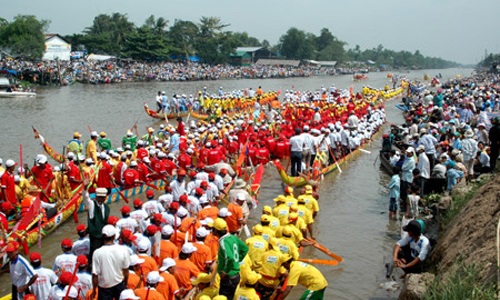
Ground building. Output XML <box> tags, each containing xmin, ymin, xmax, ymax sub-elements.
<box><xmin>43</xmin><ymin>34</ymin><xmax>71</xmax><ymax>61</ymax></box>
<box><xmin>229</xmin><ymin>47</ymin><xmax>274</xmax><ymax>66</ymax></box>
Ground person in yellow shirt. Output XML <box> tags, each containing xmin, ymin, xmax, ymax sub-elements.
<box><xmin>262</xmin><ymin>206</ymin><xmax>280</xmax><ymax>232</ymax></box>
<box><xmin>191</xmin><ymin>272</ymin><xmax>218</xmax><ymax>300</ymax></box>
<box><xmin>245</xmin><ymin>224</ymin><xmax>269</xmax><ymax>270</ymax></box>
<box><xmin>233</xmin><ymin>272</ymin><xmax>261</xmax><ymax>300</ymax></box>
<box><xmin>297</xmin><ymin>185</ymin><xmax>319</xmax><ymax>219</ymax></box>
<box><xmin>283</xmin><ymin>186</ymin><xmax>297</xmax><ymax>207</ymax></box>
<box><xmin>256</xmin><ymin>247</ymin><xmax>289</xmax><ymax>299</ymax></box>
<box><xmin>272</xmin><ymin>195</ymin><xmax>290</xmax><ymax>225</ymax></box>
<box><xmin>275</xmin><ymin>227</ymin><xmax>300</xmax><ymax>260</ymax></box>
<box><xmin>275</xmin><ymin>213</ymin><xmax>311</xmax><ymax>247</ymax></box>
<box><xmin>288</xmin><ymin>205</ymin><xmax>308</xmax><ymax>231</ymax></box>
<box><xmin>86</xmin><ymin>131</ymin><xmax>99</xmax><ymax>163</ymax></box>
<box><xmin>14</xmin><ymin>174</ymin><xmax>31</xmax><ymax>201</ymax></box>
<box><xmin>280</xmin><ymin>259</ymin><xmax>328</xmax><ymax>300</ymax></box>
<box><xmin>259</xmin><ymin>215</ymin><xmax>276</xmax><ymax>242</ymax></box>
<box><xmin>296</xmin><ymin>198</ymin><xmax>315</xmax><ymax>239</ymax></box>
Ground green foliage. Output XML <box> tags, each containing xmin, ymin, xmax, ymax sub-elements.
<box><xmin>84</xmin><ymin>13</ymin><xmax>135</xmax><ymax>56</ymax></box>
<box><xmin>278</xmin><ymin>27</ymin><xmax>315</xmax><ymax>60</ymax></box>
<box><xmin>122</xmin><ymin>26</ymin><xmax>171</xmax><ymax>61</ymax></box>
<box><xmin>424</xmin><ymin>260</ymin><xmax>497</xmax><ymax>300</ymax></box>
<box><xmin>168</xmin><ymin>19</ymin><xmax>199</xmax><ymax>57</ymax></box>
<box><xmin>0</xmin><ymin>15</ymin><xmax>49</xmax><ymax>59</ymax></box>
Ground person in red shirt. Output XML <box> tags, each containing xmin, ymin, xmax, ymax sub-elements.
<box><xmin>1</xmin><ymin>159</ymin><xmax>17</xmax><ymax>205</ymax></box>
<box><xmin>114</xmin><ymin>155</ymin><xmax>127</xmax><ymax>186</ymax></box>
<box><xmin>177</xmin><ymin>149</ymin><xmax>192</xmax><ymax>170</ymax></box>
<box><xmin>207</xmin><ymin>145</ymin><xmax>222</xmax><ymax>165</ymax></box>
<box><xmin>96</xmin><ymin>153</ymin><xmax>114</xmax><ymax>191</ymax></box>
<box><xmin>65</xmin><ymin>154</ymin><xmax>83</xmax><ymax>191</ymax></box>
<box><xmin>199</xmin><ymin>143</ymin><xmax>210</xmax><ymax>165</ymax></box>
<box><xmin>163</xmin><ymin>154</ymin><xmax>177</xmax><ymax>175</ymax></box>
<box><xmin>30</xmin><ymin>155</ymin><xmax>54</xmax><ymax>202</ymax></box>
<box><xmin>135</xmin><ymin>141</ymin><xmax>149</xmax><ymax>161</ymax></box>
<box><xmin>255</xmin><ymin>143</ymin><xmax>271</xmax><ymax>165</ymax></box>
<box><xmin>176</xmin><ymin>117</ymin><xmax>185</xmax><ymax>136</ymax></box>
<box><xmin>123</xmin><ymin>161</ymin><xmax>141</xmax><ymax>189</ymax></box>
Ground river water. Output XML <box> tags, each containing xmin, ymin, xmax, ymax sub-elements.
<box><xmin>0</xmin><ymin>68</ymin><xmax>472</xmax><ymax>298</ymax></box>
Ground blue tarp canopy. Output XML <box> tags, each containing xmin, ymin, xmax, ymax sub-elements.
<box><xmin>0</xmin><ymin>68</ymin><xmax>18</xmax><ymax>75</ymax></box>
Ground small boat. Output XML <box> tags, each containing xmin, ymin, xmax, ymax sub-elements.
<box><xmin>353</xmin><ymin>74</ymin><xmax>368</xmax><ymax>81</ymax></box>
<box><xmin>143</xmin><ymin>102</ymin><xmax>189</xmax><ymax>120</ymax></box>
<box><xmin>0</xmin><ymin>91</ymin><xmax>36</xmax><ymax>98</ymax></box>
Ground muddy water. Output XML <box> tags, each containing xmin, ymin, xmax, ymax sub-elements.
<box><xmin>0</xmin><ymin>68</ymin><xmax>472</xmax><ymax>298</ymax></box>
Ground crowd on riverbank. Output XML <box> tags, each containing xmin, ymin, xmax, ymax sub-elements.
<box><xmin>387</xmin><ymin>72</ymin><xmax>500</xmax><ymax>282</ymax></box>
<box><xmin>1</xmin><ymin>59</ymin><xmax>319</xmax><ymax>85</ymax></box>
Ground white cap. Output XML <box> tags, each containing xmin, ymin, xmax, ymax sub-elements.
<box><xmin>102</xmin><ymin>225</ymin><xmax>117</xmax><ymax>238</ymax></box>
<box><xmin>196</xmin><ymin>227</ymin><xmax>210</xmax><ymax>238</ymax></box>
<box><xmin>159</xmin><ymin>258</ymin><xmax>176</xmax><ymax>272</ymax></box>
<box><xmin>137</xmin><ymin>239</ymin><xmax>151</xmax><ymax>252</ymax></box>
<box><xmin>200</xmin><ymin>217</ymin><xmax>214</xmax><ymax>226</ymax></box>
<box><xmin>181</xmin><ymin>242</ymin><xmax>197</xmax><ymax>254</ymax></box>
<box><xmin>119</xmin><ymin>289</ymin><xmax>140</xmax><ymax>300</ymax></box>
<box><xmin>416</xmin><ymin>145</ymin><xmax>425</xmax><ymax>152</ymax></box>
<box><xmin>0</xmin><ymin>158</ymin><xmax>2</xmax><ymax>165</ymax></box>
<box><xmin>130</xmin><ymin>160</ymin><xmax>137</xmax><ymax>167</ymax></box>
<box><xmin>91</xmin><ymin>131</ymin><xmax>98</xmax><ymax>137</ymax></box>
<box><xmin>67</xmin><ymin>152</ymin><xmax>75</xmax><ymax>159</ymax></box>
<box><xmin>142</xmin><ymin>157</ymin><xmax>151</xmax><ymax>163</ymax></box>
<box><xmin>57</xmin><ymin>286</ymin><xmax>79</xmax><ymax>298</ymax></box>
<box><xmin>177</xmin><ymin>207</ymin><xmax>188</xmax><ymax>218</ymax></box>
<box><xmin>37</xmin><ymin>155</ymin><xmax>48</xmax><ymax>164</ymax></box>
<box><xmin>167</xmin><ymin>153</ymin><xmax>175</xmax><ymax>159</ymax></box>
<box><xmin>161</xmin><ymin>225</ymin><xmax>174</xmax><ymax>236</ymax></box>
<box><xmin>218</xmin><ymin>207</ymin><xmax>232</xmax><ymax>217</ymax></box>
<box><xmin>147</xmin><ymin>271</ymin><xmax>164</xmax><ymax>284</ymax></box>
<box><xmin>199</xmin><ymin>195</ymin><xmax>208</xmax><ymax>204</ymax></box>
<box><xmin>129</xmin><ymin>254</ymin><xmax>145</xmax><ymax>266</ymax></box>
<box><xmin>95</xmin><ymin>188</ymin><xmax>108</xmax><ymax>197</ymax></box>
<box><xmin>5</xmin><ymin>159</ymin><xmax>16</xmax><ymax>168</ymax></box>
<box><xmin>85</xmin><ymin>158</ymin><xmax>94</xmax><ymax>164</ymax></box>
<box><xmin>14</xmin><ymin>175</ymin><xmax>20</xmax><ymax>182</ymax></box>
<box><xmin>235</xmin><ymin>193</ymin><xmax>246</xmax><ymax>201</ymax></box>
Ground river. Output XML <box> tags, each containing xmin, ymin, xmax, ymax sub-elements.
<box><xmin>0</xmin><ymin>68</ymin><xmax>472</xmax><ymax>299</ymax></box>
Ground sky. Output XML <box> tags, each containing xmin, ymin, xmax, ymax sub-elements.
<box><xmin>4</xmin><ymin>0</ymin><xmax>500</xmax><ymax>65</ymax></box>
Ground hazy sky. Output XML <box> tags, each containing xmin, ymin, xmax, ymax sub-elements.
<box><xmin>4</xmin><ymin>0</ymin><xmax>500</xmax><ymax>64</ymax></box>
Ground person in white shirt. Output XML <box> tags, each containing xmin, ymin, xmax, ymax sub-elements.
<box><xmin>169</xmin><ymin>169</ymin><xmax>187</xmax><ymax>201</ymax></box>
<box><xmin>393</xmin><ymin>220</ymin><xmax>430</xmax><ymax>275</ymax></box>
<box><xmin>416</xmin><ymin>145</ymin><xmax>430</xmax><ymax>196</ymax></box>
<box><xmin>115</xmin><ymin>206</ymin><xmax>139</xmax><ymax>233</ymax></box>
<box><xmin>72</xmin><ymin>224</ymin><xmax>90</xmax><ymax>257</ymax></box>
<box><xmin>53</xmin><ymin>239</ymin><xmax>77</xmax><ymax>274</ymax></box>
<box><xmin>74</xmin><ymin>255</ymin><xmax>92</xmax><ymax>299</ymax></box>
<box><xmin>289</xmin><ymin>128</ymin><xmax>304</xmax><ymax>176</ymax></box>
<box><xmin>91</xmin><ymin>225</ymin><xmax>130</xmax><ymax>300</ymax></box>
<box><xmin>29</xmin><ymin>252</ymin><xmax>58</xmax><ymax>300</ymax></box>
<box><xmin>300</xmin><ymin>126</ymin><xmax>314</xmax><ymax>171</ymax></box>
<box><xmin>129</xmin><ymin>199</ymin><xmax>148</xmax><ymax>232</ymax></box>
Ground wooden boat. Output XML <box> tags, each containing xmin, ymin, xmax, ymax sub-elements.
<box><xmin>0</xmin><ymin>185</ymin><xmax>84</xmax><ymax>269</ymax></box>
<box><xmin>143</xmin><ymin>102</ymin><xmax>189</xmax><ymax>120</ymax></box>
<box><xmin>0</xmin><ymin>91</ymin><xmax>36</xmax><ymax>98</ymax></box>
<box><xmin>353</xmin><ymin>74</ymin><xmax>368</xmax><ymax>81</ymax></box>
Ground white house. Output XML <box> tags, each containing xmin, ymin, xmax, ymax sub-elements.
<box><xmin>43</xmin><ymin>34</ymin><xmax>71</xmax><ymax>61</ymax></box>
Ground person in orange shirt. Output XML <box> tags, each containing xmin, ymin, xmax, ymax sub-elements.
<box><xmin>159</xmin><ymin>225</ymin><xmax>179</xmax><ymax>263</ymax></box>
<box><xmin>134</xmin><ymin>271</ymin><xmax>165</xmax><ymax>300</ymax></box>
<box><xmin>137</xmin><ymin>239</ymin><xmax>159</xmax><ymax>278</ymax></box>
<box><xmin>200</xmin><ymin>218</ymin><xmax>219</xmax><ymax>261</ymax></box>
<box><xmin>191</xmin><ymin>227</ymin><xmax>213</xmax><ymax>272</ymax></box>
<box><xmin>127</xmin><ymin>255</ymin><xmax>145</xmax><ymax>290</ymax></box>
<box><xmin>226</xmin><ymin>193</ymin><xmax>246</xmax><ymax>234</ymax></box>
<box><xmin>157</xmin><ymin>258</ymin><xmax>181</xmax><ymax>300</ymax></box>
<box><xmin>198</xmin><ymin>197</ymin><xmax>219</xmax><ymax>221</ymax></box>
<box><xmin>174</xmin><ymin>243</ymin><xmax>200</xmax><ymax>292</ymax></box>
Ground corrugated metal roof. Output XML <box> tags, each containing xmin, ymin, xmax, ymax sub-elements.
<box><xmin>255</xmin><ymin>59</ymin><xmax>301</xmax><ymax>67</ymax></box>
<box><xmin>236</xmin><ymin>47</ymin><xmax>262</xmax><ymax>53</ymax></box>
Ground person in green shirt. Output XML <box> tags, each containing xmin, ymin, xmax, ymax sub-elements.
<box><xmin>122</xmin><ymin>131</ymin><xmax>137</xmax><ymax>151</ymax></box>
<box><xmin>97</xmin><ymin>131</ymin><xmax>112</xmax><ymax>151</ymax></box>
<box><xmin>213</xmin><ymin>218</ymin><xmax>248</xmax><ymax>300</ymax></box>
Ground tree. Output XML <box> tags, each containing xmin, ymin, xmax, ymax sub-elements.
<box><xmin>278</xmin><ymin>27</ymin><xmax>314</xmax><ymax>60</ymax></box>
<box><xmin>143</xmin><ymin>15</ymin><xmax>168</xmax><ymax>36</ymax></box>
<box><xmin>122</xmin><ymin>26</ymin><xmax>171</xmax><ymax>61</ymax></box>
<box><xmin>168</xmin><ymin>19</ymin><xmax>199</xmax><ymax>58</ymax></box>
<box><xmin>84</xmin><ymin>13</ymin><xmax>135</xmax><ymax>56</ymax></box>
<box><xmin>316</xmin><ymin>28</ymin><xmax>334</xmax><ymax>51</ymax></box>
<box><xmin>232</xmin><ymin>32</ymin><xmax>261</xmax><ymax>47</ymax></box>
<box><xmin>0</xmin><ymin>15</ymin><xmax>49</xmax><ymax>59</ymax></box>
<box><xmin>196</xmin><ymin>16</ymin><xmax>235</xmax><ymax>64</ymax></box>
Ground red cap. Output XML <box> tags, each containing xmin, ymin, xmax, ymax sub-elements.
<box><xmin>121</xmin><ymin>229</ymin><xmax>137</xmax><ymax>241</ymax></box>
<box><xmin>153</xmin><ymin>213</ymin><xmax>166</xmax><ymax>222</ymax></box>
<box><xmin>120</xmin><ymin>205</ymin><xmax>131</xmax><ymax>214</ymax></box>
<box><xmin>178</xmin><ymin>169</ymin><xmax>186</xmax><ymax>176</ymax></box>
<box><xmin>208</xmin><ymin>172</ymin><xmax>215</xmax><ymax>179</ymax></box>
<box><xmin>107</xmin><ymin>215</ymin><xmax>119</xmax><ymax>226</ymax></box>
<box><xmin>200</xmin><ymin>181</ymin><xmax>208</xmax><ymax>188</ymax></box>
<box><xmin>76</xmin><ymin>224</ymin><xmax>86</xmax><ymax>232</ymax></box>
<box><xmin>198</xmin><ymin>162</ymin><xmax>205</xmax><ymax>169</ymax></box>
<box><xmin>189</xmin><ymin>171</ymin><xmax>197</xmax><ymax>178</ymax></box>
<box><xmin>133</xmin><ymin>199</ymin><xmax>143</xmax><ymax>207</ymax></box>
<box><xmin>195</xmin><ymin>187</ymin><xmax>205</xmax><ymax>195</ymax></box>
<box><xmin>220</xmin><ymin>168</ymin><xmax>227</xmax><ymax>174</ymax></box>
<box><xmin>170</xmin><ymin>202</ymin><xmax>179</xmax><ymax>210</ymax></box>
<box><xmin>179</xmin><ymin>194</ymin><xmax>188</xmax><ymax>202</ymax></box>
<box><xmin>77</xmin><ymin>254</ymin><xmax>88</xmax><ymax>266</ymax></box>
<box><xmin>24</xmin><ymin>295</ymin><xmax>36</xmax><ymax>300</ymax></box>
<box><xmin>61</xmin><ymin>238</ymin><xmax>73</xmax><ymax>249</ymax></box>
<box><xmin>146</xmin><ymin>190</ymin><xmax>155</xmax><ymax>198</ymax></box>
<box><xmin>146</xmin><ymin>225</ymin><xmax>158</xmax><ymax>235</ymax></box>
<box><xmin>59</xmin><ymin>271</ymin><xmax>78</xmax><ymax>285</ymax></box>
<box><xmin>5</xmin><ymin>241</ymin><xmax>19</xmax><ymax>252</ymax></box>
<box><xmin>1</xmin><ymin>202</ymin><xmax>13</xmax><ymax>213</ymax></box>
<box><xmin>29</xmin><ymin>252</ymin><xmax>42</xmax><ymax>263</ymax></box>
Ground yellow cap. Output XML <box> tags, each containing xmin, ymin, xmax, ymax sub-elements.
<box><xmin>99</xmin><ymin>131</ymin><xmax>106</xmax><ymax>137</ymax></box>
<box><xmin>262</xmin><ymin>206</ymin><xmax>272</xmax><ymax>214</ymax></box>
<box><xmin>73</xmin><ymin>132</ymin><xmax>81</xmax><ymax>138</ymax></box>
<box><xmin>191</xmin><ymin>273</ymin><xmax>211</xmax><ymax>285</ymax></box>
<box><xmin>260</xmin><ymin>215</ymin><xmax>271</xmax><ymax>223</ymax></box>
<box><xmin>253</xmin><ymin>224</ymin><xmax>263</xmax><ymax>235</ymax></box>
<box><xmin>213</xmin><ymin>218</ymin><xmax>227</xmax><ymax>231</ymax></box>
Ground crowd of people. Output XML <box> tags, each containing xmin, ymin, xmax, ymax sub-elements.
<box><xmin>388</xmin><ymin>72</ymin><xmax>500</xmax><ymax>278</ymax></box>
<box><xmin>0</xmin><ymin>59</ymin><xmax>316</xmax><ymax>86</ymax></box>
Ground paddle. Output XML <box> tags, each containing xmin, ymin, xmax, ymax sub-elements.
<box><xmin>298</xmin><ymin>258</ymin><xmax>339</xmax><ymax>266</ymax></box>
<box><xmin>113</xmin><ymin>182</ymin><xmax>130</xmax><ymax>204</ymax></box>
